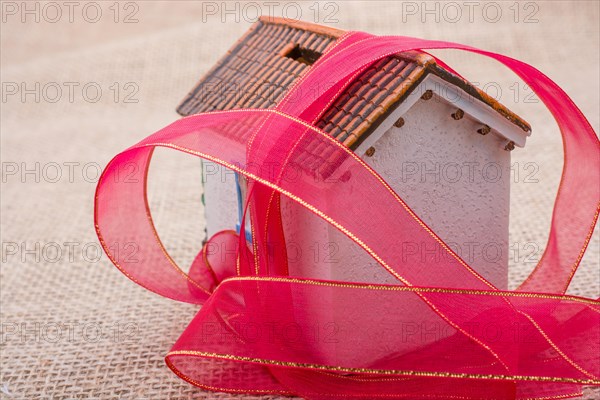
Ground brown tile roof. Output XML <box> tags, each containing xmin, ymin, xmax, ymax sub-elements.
<box><xmin>177</xmin><ymin>18</ymin><xmax>340</xmax><ymax>115</ymax></box>
<box><xmin>177</xmin><ymin>17</ymin><xmax>530</xmax><ymax>151</ymax></box>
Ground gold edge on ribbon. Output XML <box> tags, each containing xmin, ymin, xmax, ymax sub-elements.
<box><xmin>165</xmin><ymin>350</ymin><xmax>600</xmax><ymax>385</ymax></box>
<box><xmin>164</xmin><ymin>355</ymin><xmax>294</xmax><ymax>396</ymax></box>
<box><xmin>167</xmin><ymin>350</ymin><xmax>585</xmax><ymax>400</ymax></box>
<box><xmin>220</xmin><ymin>276</ymin><xmax>600</xmax><ymax>307</ymax></box>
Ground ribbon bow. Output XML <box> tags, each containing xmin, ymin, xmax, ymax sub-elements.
<box><xmin>95</xmin><ymin>31</ymin><xmax>600</xmax><ymax>399</ymax></box>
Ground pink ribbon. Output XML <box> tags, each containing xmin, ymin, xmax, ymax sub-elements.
<box><xmin>95</xmin><ymin>32</ymin><xmax>600</xmax><ymax>399</ymax></box>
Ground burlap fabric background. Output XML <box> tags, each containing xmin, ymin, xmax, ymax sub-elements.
<box><xmin>1</xmin><ymin>1</ymin><xmax>598</xmax><ymax>399</ymax></box>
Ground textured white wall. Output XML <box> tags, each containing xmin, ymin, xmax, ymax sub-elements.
<box><xmin>330</xmin><ymin>92</ymin><xmax>512</xmax><ymax>289</ymax></box>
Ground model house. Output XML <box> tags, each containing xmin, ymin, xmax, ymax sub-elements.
<box><xmin>177</xmin><ymin>17</ymin><xmax>531</xmax><ymax>289</ymax></box>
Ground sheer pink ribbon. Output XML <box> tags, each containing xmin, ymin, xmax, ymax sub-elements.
<box><xmin>94</xmin><ymin>32</ymin><xmax>600</xmax><ymax>399</ymax></box>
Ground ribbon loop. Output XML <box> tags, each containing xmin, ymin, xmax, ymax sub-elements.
<box><xmin>94</xmin><ymin>32</ymin><xmax>600</xmax><ymax>399</ymax></box>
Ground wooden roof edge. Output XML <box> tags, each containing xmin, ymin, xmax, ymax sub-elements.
<box><xmin>259</xmin><ymin>16</ymin><xmax>345</xmax><ymax>38</ymax></box>
<box><xmin>428</xmin><ymin>63</ymin><xmax>532</xmax><ymax>134</ymax></box>
<box><xmin>385</xmin><ymin>52</ymin><xmax>531</xmax><ymax>134</ymax></box>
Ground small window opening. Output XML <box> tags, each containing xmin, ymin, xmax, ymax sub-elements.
<box><xmin>284</xmin><ymin>44</ymin><xmax>322</xmax><ymax>66</ymax></box>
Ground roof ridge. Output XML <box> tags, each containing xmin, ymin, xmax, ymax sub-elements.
<box><xmin>259</xmin><ymin>16</ymin><xmax>345</xmax><ymax>38</ymax></box>
<box><xmin>177</xmin><ymin>18</ymin><xmax>531</xmax><ymax>147</ymax></box>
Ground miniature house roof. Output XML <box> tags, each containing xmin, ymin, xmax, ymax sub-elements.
<box><xmin>177</xmin><ymin>16</ymin><xmax>531</xmax><ymax>152</ymax></box>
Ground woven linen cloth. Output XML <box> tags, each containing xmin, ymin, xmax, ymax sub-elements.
<box><xmin>1</xmin><ymin>1</ymin><xmax>598</xmax><ymax>398</ymax></box>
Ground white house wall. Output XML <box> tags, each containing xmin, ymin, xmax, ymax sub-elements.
<box><xmin>329</xmin><ymin>87</ymin><xmax>512</xmax><ymax>289</ymax></box>
<box><xmin>202</xmin><ymin>160</ymin><xmax>239</xmax><ymax>239</ymax></box>
<box><xmin>202</xmin><ymin>79</ymin><xmax>527</xmax><ymax>290</ymax></box>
